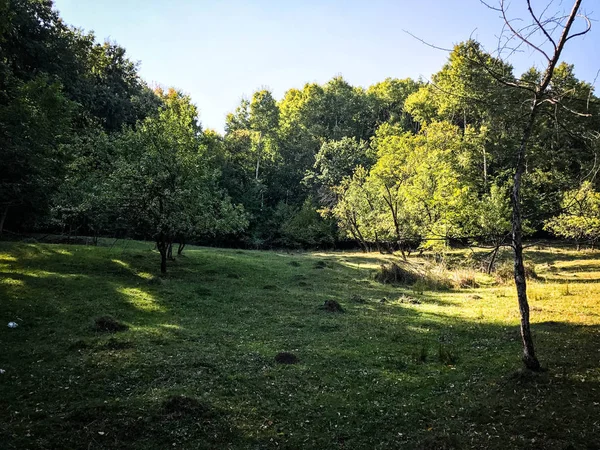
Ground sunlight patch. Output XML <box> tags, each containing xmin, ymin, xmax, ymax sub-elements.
<box><xmin>112</xmin><ymin>259</ymin><xmax>153</xmax><ymax>280</ymax></box>
<box><xmin>112</xmin><ymin>259</ymin><xmax>131</xmax><ymax>269</ymax></box>
<box><xmin>136</xmin><ymin>271</ymin><xmax>153</xmax><ymax>280</ymax></box>
<box><xmin>118</xmin><ymin>287</ymin><xmax>164</xmax><ymax>312</ymax></box>
<box><xmin>0</xmin><ymin>277</ymin><xmax>24</xmax><ymax>286</ymax></box>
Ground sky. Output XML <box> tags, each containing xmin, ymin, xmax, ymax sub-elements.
<box><xmin>53</xmin><ymin>0</ymin><xmax>600</xmax><ymax>132</ymax></box>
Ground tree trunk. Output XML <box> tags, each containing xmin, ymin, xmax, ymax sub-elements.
<box><xmin>160</xmin><ymin>251</ymin><xmax>167</xmax><ymax>274</ymax></box>
<box><xmin>255</xmin><ymin>134</ymin><xmax>262</xmax><ymax>180</ymax></box>
<box><xmin>178</xmin><ymin>241</ymin><xmax>186</xmax><ymax>256</ymax></box>
<box><xmin>512</xmin><ymin>109</ymin><xmax>540</xmax><ymax>371</ymax></box>
<box><xmin>483</xmin><ymin>147</ymin><xmax>488</xmax><ymax>187</ymax></box>
<box><xmin>167</xmin><ymin>242</ymin><xmax>174</xmax><ymax>260</ymax></box>
<box><xmin>487</xmin><ymin>245</ymin><xmax>500</xmax><ymax>275</ymax></box>
<box><xmin>156</xmin><ymin>236</ymin><xmax>168</xmax><ymax>274</ymax></box>
<box><xmin>0</xmin><ymin>206</ymin><xmax>8</xmax><ymax>236</ymax></box>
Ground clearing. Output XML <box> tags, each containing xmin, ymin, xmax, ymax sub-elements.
<box><xmin>1</xmin><ymin>241</ymin><xmax>599</xmax><ymax>449</ymax></box>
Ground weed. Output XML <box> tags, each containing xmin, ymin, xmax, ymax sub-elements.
<box><xmin>438</xmin><ymin>344</ymin><xmax>457</xmax><ymax>365</ymax></box>
<box><xmin>451</xmin><ymin>269</ymin><xmax>479</xmax><ymax>289</ymax></box>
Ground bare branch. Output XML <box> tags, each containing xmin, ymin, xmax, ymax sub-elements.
<box><xmin>402</xmin><ymin>30</ymin><xmax>453</xmax><ymax>52</ymax></box>
<box><xmin>565</xmin><ymin>14</ymin><xmax>592</xmax><ymax>42</ymax></box>
<box><xmin>527</xmin><ymin>0</ymin><xmax>557</xmax><ymax>51</ymax></box>
<box><xmin>500</xmin><ymin>0</ymin><xmax>552</xmax><ymax>62</ymax></box>
<box><xmin>538</xmin><ymin>0</ymin><xmax>585</xmax><ymax>94</ymax></box>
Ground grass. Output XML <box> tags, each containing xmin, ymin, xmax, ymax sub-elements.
<box><xmin>0</xmin><ymin>241</ymin><xmax>599</xmax><ymax>449</ymax></box>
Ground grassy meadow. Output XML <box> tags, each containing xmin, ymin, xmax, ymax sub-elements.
<box><xmin>1</xmin><ymin>240</ymin><xmax>599</xmax><ymax>449</ymax></box>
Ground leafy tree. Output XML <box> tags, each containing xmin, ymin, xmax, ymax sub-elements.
<box><xmin>0</xmin><ymin>74</ymin><xmax>73</xmax><ymax>234</ymax></box>
<box><xmin>331</xmin><ymin>166</ymin><xmax>378</xmax><ymax>252</ymax></box>
<box><xmin>366</xmin><ymin>77</ymin><xmax>422</xmax><ymax>131</ymax></box>
<box><xmin>275</xmin><ymin>197</ymin><xmax>336</xmax><ymax>249</ymax></box>
<box><xmin>307</xmin><ymin>137</ymin><xmax>374</xmax><ymax>207</ymax></box>
<box><xmin>545</xmin><ymin>182</ymin><xmax>600</xmax><ymax>250</ymax></box>
<box><xmin>250</xmin><ymin>90</ymin><xmax>280</xmax><ymax>181</ymax></box>
<box><xmin>111</xmin><ymin>90</ymin><xmax>246</xmax><ymax>272</ymax></box>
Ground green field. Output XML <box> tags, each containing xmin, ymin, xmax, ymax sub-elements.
<box><xmin>1</xmin><ymin>241</ymin><xmax>599</xmax><ymax>449</ymax></box>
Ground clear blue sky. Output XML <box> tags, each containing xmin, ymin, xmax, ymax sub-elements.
<box><xmin>53</xmin><ymin>0</ymin><xmax>599</xmax><ymax>132</ymax></box>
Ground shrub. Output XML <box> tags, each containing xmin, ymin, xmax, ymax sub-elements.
<box><xmin>450</xmin><ymin>269</ymin><xmax>479</xmax><ymax>289</ymax></box>
<box><xmin>494</xmin><ymin>260</ymin><xmax>538</xmax><ymax>284</ymax></box>
<box><xmin>374</xmin><ymin>262</ymin><xmax>419</xmax><ymax>285</ymax></box>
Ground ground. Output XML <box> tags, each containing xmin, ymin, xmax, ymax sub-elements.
<box><xmin>1</xmin><ymin>240</ymin><xmax>599</xmax><ymax>449</ymax></box>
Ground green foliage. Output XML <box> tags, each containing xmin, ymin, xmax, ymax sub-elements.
<box><xmin>109</xmin><ymin>89</ymin><xmax>246</xmax><ymax>270</ymax></box>
<box><xmin>545</xmin><ymin>182</ymin><xmax>600</xmax><ymax>248</ymax></box>
<box><xmin>276</xmin><ymin>197</ymin><xmax>336</xmax><ymax>248</ymax></box>
<box><xmin>0</xmin><ymin>73</ymin><xmax>73</xmax><ymax>228</ymax></box>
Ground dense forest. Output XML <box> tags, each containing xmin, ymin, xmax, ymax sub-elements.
<box><xmin>2</xmin><ymin>0</ymin><xmax>599</xmax><ymax>269</ymax></box>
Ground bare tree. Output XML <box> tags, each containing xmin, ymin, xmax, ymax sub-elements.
<box><xmin>480</xmin><ymin>0</ymin><xmax>592</xmax><ymax>370</ymax></box>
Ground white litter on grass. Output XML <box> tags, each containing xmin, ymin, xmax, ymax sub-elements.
<box><xmin>0</xmin><ymin>369</ymin><xmax>5</xmax><ymax>374</ymax></box>
<box><xmin>7</xmin><ymin>322</ymin><xmax>18</xmax><ymax>328</ymax></box>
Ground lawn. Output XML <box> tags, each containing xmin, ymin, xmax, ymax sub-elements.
<box><xmin>1</xmin><ymin>241</ymin><xmax>599</xmax><ymax>449</ymax></box>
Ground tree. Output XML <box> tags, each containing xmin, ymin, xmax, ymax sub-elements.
<box><xmin>0</xmin><ymin>74</ymin><xmax>73</xmax><ymax>234</ymax></box>
<box><xmin>249</xmin><ymin>90</ymin><xmax>279</xmax><ymax>181</ymax></box>
<box><xmin>479</xmin><ymin>0</ymin><xmax>592</xmax><ymax>370</ymax></box>
<box><xmin>111</xmin><ymin>89</ymin><xmax>246</xmax><ymax>273</ymax></box>
<box><xmin>545</xmin><ymin>182</ymin><xmax>600</xmax><ymax>250</ymax></box>
<box><xmin>307</xmin><ymin>137</ymin><xmax>374</xmax><ymax>208</ymax></box>
<box><xmin>331</xmin><ymin>166</ymin><xmax>378</xmax><ymax>252</ymax></box>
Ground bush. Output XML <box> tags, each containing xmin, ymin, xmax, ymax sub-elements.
<box><xmin>494</xmin><ymin>260</ymin><xmax>538</xmax><ymax>284</ymax></box>
<box><xmin>374</xmin><ymin>262</ymin><xmax>419</xmax><ymax>285</ymax></box>
<box><xmin>450</xmin><ymin>269</ymin><xmax>479</xmax><ymax>289</ymax></box>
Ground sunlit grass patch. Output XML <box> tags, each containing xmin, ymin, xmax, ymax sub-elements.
<box><xmin>118</xmin><ymin>287</ymin><xmax>165</xmax><ymax>312</ymax></box>
<box><xmin>0</xmin><ymin>277</ymin><xmax>23</xmax><ymax>286</ymax></box>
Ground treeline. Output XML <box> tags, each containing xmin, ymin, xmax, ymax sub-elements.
<box><xmin>2</xmin><ymin>1</ymin><xmax>600</xmax><ymax>268</ymax></box>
